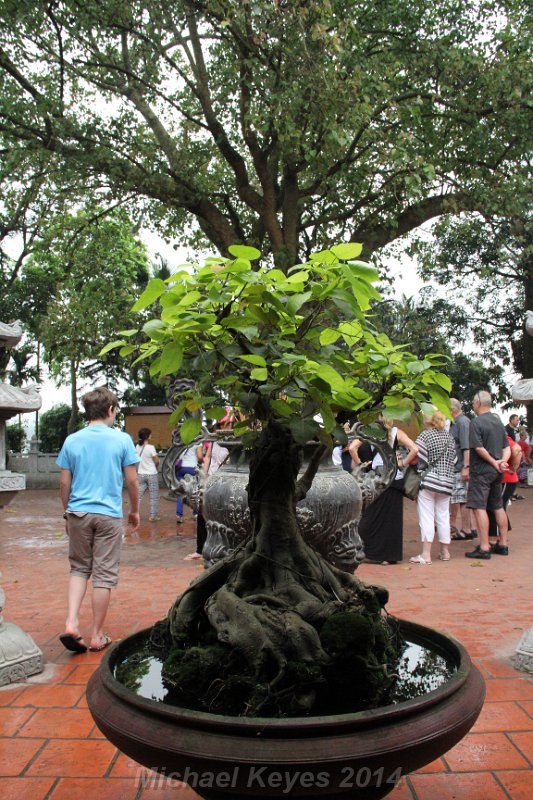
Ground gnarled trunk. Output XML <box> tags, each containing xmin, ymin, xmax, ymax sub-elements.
<box><xmin>151</xmin><ymin>422</ymin><xmax>401</xmax><ymax>717</ymax></box>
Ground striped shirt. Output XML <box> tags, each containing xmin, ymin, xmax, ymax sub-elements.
<box><xmin>415</xmin><ymin>428</ymin><xmax>457</xmax><ymax>495</ymax></box>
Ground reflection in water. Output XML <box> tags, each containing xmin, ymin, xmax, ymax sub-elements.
<box><xmin>115</xmin><ymin>639</ymin><xmax>455</xmax><ymax>710</ymax></box>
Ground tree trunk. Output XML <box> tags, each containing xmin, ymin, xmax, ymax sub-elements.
<box><xmin>145</xmin><ymin>422</ymin><xmax>401</xmax><ymax>717</ymax></box>
<box><xmin>67</xmin><ymin>360</ymin><xmax>79</xmax><ymax>434</ymax></box>
<box><xmin>523</xmin><ymin>243</ymin><xmax>533</xmax><ymax>429</ymax></box>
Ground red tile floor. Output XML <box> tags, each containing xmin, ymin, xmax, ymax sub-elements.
<box><xmin>1</xmin><ymin>486</ymin><xmax>532</xmax><ymax>799</ymax></box>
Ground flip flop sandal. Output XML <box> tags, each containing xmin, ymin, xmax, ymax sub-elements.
<box><xmin>409</xmin><ymin>555</ymin><xmax>432</xmax><ymax>565</ymax></box>
<box><xmin>59</xmin><ymin>633</ymin><xmax>88</xmax><ymax>653</ymax></box>
<box><xmin>451</xmin><ymin>529</ymin><xmax>469</xmax><ymax>540</ymax></box>
<box><xmin>439</xmin><ymin>554</ymin><xmax>451</xmax><ymax>561</ymax></box>
<box><xmin>89</xmin><ymin>634</ymin><xmax>112</xmax><ymax>652</ymax></box>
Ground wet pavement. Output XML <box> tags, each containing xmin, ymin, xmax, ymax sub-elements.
<box><xmin>1</xmin><ymin>486</ymin><xmax>532</xmax><ymax>799</ymax></box>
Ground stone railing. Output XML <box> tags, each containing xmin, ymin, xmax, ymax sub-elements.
<box><xmin>7</xmin><ymin>439</ymin><xmax>60</xmax><ymax>489</ymax></box>
<box><xmin>8</xmin><ymin>438</ymin><xmax>169</xmax><ymax>490</ymax></box>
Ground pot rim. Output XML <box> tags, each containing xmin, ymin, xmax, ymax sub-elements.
<box><xmin>99</xmin><ymin>617</ymin><xmax>471</xmax><ymax>734</ymax></box>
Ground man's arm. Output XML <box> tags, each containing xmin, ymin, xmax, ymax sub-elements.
<box><xmin>474</xmin><ymin>446</ymin><xmax>509</xmax><ymax>473</ymax></box>
<box><xmin>59</xmin><ymin>468</ymin><xmax>72</xmax><ymax>513</ymax></box>
<box><xmin>123</xmin><ymin>463</ymin><xmax>140</xmax><ymax>531</ymax></box>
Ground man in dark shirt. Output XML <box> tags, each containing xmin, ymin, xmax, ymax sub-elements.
<box><xmin>505</xmin><ymin>414</ymin><xmax>520</xmax><ymax>441</ymax></box>
<box><xmin>465</xmin><ymin>391</ymin><xmax>510</xmax><ymax>559</ymax></box>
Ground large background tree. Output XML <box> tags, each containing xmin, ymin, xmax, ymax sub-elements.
<box><xmin>0</xmin><ymin>0</ymin><xmax>530</xmax><ymax>269</ymax></box>
<box><xmin>372</xmin><ymin>292</ymin><xmax>505</xmax><ymax>411</ymax></box>
<box><xmin>411</xmin><ymin>213</ymin><xmax>533</xmax><ymax>423</ymax></box>
<box><xmin>21</xmin><ymin>205</ymin><xmax>150</xmax><ymax>430</ymax></box>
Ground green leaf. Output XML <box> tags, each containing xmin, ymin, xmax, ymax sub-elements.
<box><xmin>406</xmin><ymin>359</ymin><xmax>431</xmax><ymax>374</ymax></box>
<box><xmin>119</xmin><ymin>344</ymin><xmax>136</xmax><ymax>356</ymax></box>
<box><xmin>270</xmin><ymin>398</ymin><xmax>294</xmax><ymax>417</ymax></box>
<box><xmin>309</xmin><ymin>250</ymin><xmax>337</xmax><ymax>264</ymax></box>
<box><xmin>330</xmin><ymin>242</ymin><xmax>363</xmax><ymax>260</ymax></box>
<box><xmin>348</xmin><ymin>260</ymin><xmax>380</xmax><ymax>282</ymax></box>
<box><xmin>238</xmin><ymin>354</ymin><xmax>267</xmax><ymax>367</ymax></box>
<box><xmin>98</xmin><ymin>340</ymin><xmax>125</xmax><ymax>356</ymax></box>
<box><xmin>205</xmin><ymin>406</ymin><xmax>228</xmax><ymax>420</ymax></box>
<box><xmin>286</xmin><ymin>270</ymin><xmax>309</xmax><ymax>283</ymax></box>
<box><xmin>159</xmin><ymin>342</ymin><xmax>183</xmax><ymax>376</ymax></box>
<box><xmin>312</xmin><ymin>364</ymin><xmax>345</xmax><ymax>390</ymax></box>
<box><xmin>250</xmin><ymin>367</ymin><xmax>268</xmax><ymax>381</ymax></box>
<box><xmin>180</xmin><ymin>417</ymin><xmax>202</xmax><ymax>445</ymax></box>
<box><xmin>117</xmin><ymin>329</ymin><xmax>138</xmax><ymax>337</ymax></box>
<box><xmin>320</xmin><ymin>328</ymin><xmax>341</xmax><ymax>345</ymax></box>
<box><xmin>289</xmin><ymin>418</ymin><xmax>320</xmax><ymax>444</ymax></box>
<box><xmin>433</xmin><ymin>372</ymin><xmax>452</xmax><ymax>392</ymax></box>
<box><xmin>286</xmin><ymin>291</ymin><xmax>313</xmax><ymax>316</ymax></box>
<box><xmin>227</xmin><ymin>244</ymin><xmax>261</xmax><ymax>261</ymax></box>
<box><xmin>142</xmin><ymin>319</ymin><xmax>166</xmax><ymax>337</ymax></box>
<box><xmin>131</xmin><ymin>278</ymin><xmax>167</xmax><ymax>312</ymax></box>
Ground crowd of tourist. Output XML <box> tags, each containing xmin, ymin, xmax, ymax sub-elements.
<box><xmin>55</xmin><ymin>384</ymin><xmax>529</xmax><ymax>654</ymax></box>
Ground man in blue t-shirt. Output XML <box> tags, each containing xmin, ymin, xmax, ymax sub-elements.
<box><xmin>56</xmin><ymin>386</ymin><xmax>140</xmax><ymax>653</ymax></box>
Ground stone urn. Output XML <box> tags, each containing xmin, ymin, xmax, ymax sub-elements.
<box><xmin>87</xmin><ymin>618</ymin><xmax>485</xmax><ymax>800</ymax></box>
<box><xmin>164</xmin><ymin>428</ymin><xmax>396</xmax><ymax>573</ymax></box>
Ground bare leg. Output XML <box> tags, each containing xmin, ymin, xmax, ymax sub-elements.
<box><xmin>493</xmin><ymin>507</ymin><xmax>508</xmax><ymax>546</ymax></box>
<box><xmin>65</xmin><ymin>575</ymin><xmax>88</xmax><ymax>639</ymax></box>
<box><xmin>459</xmin><ymin>503</ymin><xmax>473</xmax><ymax>533</ymax></box>
<box><xmin>473</xmin><ymin>508</ymin><xmax>490</xmax><ymax>551</ymax></box>
<box><xmin>450</xmin><ymin>503</ymin><xmax>459</xmax><ymax>528</ymax></box>
<box><xmin>90</xmin><ymin>587</ymin><xmax>111</xmax><ymax>648</ymax></box>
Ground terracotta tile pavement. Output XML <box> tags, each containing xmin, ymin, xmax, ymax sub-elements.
<box><xmin>1</xmin><ymin>488</ymin><xmax>533</xmax><ymax>799</ymax></box>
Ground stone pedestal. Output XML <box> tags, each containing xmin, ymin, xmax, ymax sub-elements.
<box><xmin>0</xmin><ymin>587</ymin><xmax>44</xmax><ymax>686</ymax></box>
<box><xmin>514</xmin><ymin>627</ymin><xmax>533</xmax><ymax>674</ymax></box>
<box><xmin>0</xmin><ymin>470</ymin><xmax>26</xmax><ymax>508</ymax></box>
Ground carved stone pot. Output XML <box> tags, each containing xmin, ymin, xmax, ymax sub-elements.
<box><xmin>87</xmin><ymin>618</ymin><xmax>485</xmax><ymax>800</ymax></box>
<box><xmin>202</xmin><ymin>446</ymin><xmax>365</xmax><ymax>573</ymax></box>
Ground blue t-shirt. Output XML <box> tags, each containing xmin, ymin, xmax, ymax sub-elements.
<box><xmin>56</xmin><ymin>424</ymin><xmax>140</xmax><ymax>518</ymax></box>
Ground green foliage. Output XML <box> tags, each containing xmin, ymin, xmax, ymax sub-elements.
<box><xmin>372</xmin><ymin>292</ymin><xmax>504</xmax><ymax>406</ymax></box>
<box><xmin>0</xmin><ymin>1</ymin><xmax>530</xmax><ymax>264</ymax></box>
<box><xmin>6</xmin><ymin>422</ymin><xmax>27</xmax><ymax>452</ymax></box>
<box><xmin>39</xmin><ymin>404</ymin><xmax>82</xmax><ymax>452</ymax></box>
<box><xmin>118</xmin><ymin>245</ymin><xmax>452</xmax><ymax>445</ymax></box>
<box><xmin>22</xmin><ymin>205</ymin><xmax>150</xmax><ymax>386</ymax></box>
<box><xmin>411</xmin><ymin>213</ymin><xmax>533</xmax><ymax>406</ymax></box>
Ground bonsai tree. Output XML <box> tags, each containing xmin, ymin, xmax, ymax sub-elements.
<box><xmin>109</xmin><ymin>243</ymin><xmax>451</xmax><ymax>716</ymax></box>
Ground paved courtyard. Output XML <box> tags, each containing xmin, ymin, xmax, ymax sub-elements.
<box><xmin>1</xmin><ymin>486</ymin><xmax>532</xmax><ymax>799</ymax></box>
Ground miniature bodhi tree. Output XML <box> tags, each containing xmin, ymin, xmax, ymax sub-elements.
<box><xmin>108</xmin><ymin>243</ymin><xmax>451</xmax><ymax>716</ymax></box>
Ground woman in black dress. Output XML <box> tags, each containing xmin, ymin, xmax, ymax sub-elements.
<box><xmin>353</xmin><ymin>418</ymin><xmax>418</xmax><ymax>564</ymax></box>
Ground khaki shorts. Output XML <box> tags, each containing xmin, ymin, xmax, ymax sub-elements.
<box><xmin>66</xmin><ymin>512</ymin><xmax>124</xmax><ymax>588</ymax></box>
<box><xmin>451</xmin><ymin>472</ymin><xmax>468</xmax><ymax>504</ymax></box>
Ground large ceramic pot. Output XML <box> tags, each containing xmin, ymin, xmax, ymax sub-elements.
<box><xmin>164</xmin><ymin>435</ymin><xmax>396</xmax><ymax>574</ymax></box>
<box><xmin>87</xmin><ymin>619</ymin><xmax>485</xmax><ymax>800</ymax></box>
<box><xmin>202</xmin><ymin>446</ymin><xmax>367</xmax><ymax>572</ymax></box>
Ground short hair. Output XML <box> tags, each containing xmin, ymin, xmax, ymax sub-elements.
<box><xmin>509</xmin><ymin>414</ymin><xmax>519</xmax><ymax>424</ymax></box>
<box><xmin>473</xmin><ymin>390</ymin><xmax>492</xmax><ymax>408</ymax></box>
<box><xmin>82</xmin><ymin>386</ymin><xmax>119</xmax><ymax>421</ymax></box>
<box><xmin>429</xmin><ymin>410</ymin><xmax>446</xmax><ymax>431</ymax></box>
<box><xmin>450</xmin><ymin>398</ymin><xmax>461</xmax><ymax>412</ymax></box>
<box><xmin>138</xmin><ymin>427</ymin><xmax>151</xmax><ymax>444</ymax></box>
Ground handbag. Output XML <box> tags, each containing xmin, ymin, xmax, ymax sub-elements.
<box><xmin>174</xmin><ymin>457</ymin><xmax>183</xmax><ymax>472</ymax></box>
<box><xmin>403</xmin><ymin>438</ymin><xmax>450</xmax><ymax>501</ymax></box>
<box><xmin>403</xmin><ymin>465</ymin><xmax>426</xmax><ymax>501</ymax></box>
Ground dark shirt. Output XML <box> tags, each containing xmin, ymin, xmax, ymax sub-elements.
<box><xmin>450</xmin><ymin>413</ymin><xmax>470</xmax><ymax>472</ymax></box>
<box><xmin>470</xmin><ymin>413</ymin><xmax>508</xmax><ymax>477</ymax></box>
<box><xmin>505</xmin><ymin>424</ymin><xmax>518</xmax><ymax>441</ymax></box>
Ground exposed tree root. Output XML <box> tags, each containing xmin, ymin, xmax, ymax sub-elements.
<box><xmin>146</xmin><ymin>422</ymin><xmax>402</xmax><ymax>716</ymax></box>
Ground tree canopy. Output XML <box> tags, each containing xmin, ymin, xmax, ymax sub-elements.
<box><xmin>411</xmin><ymin>212</ymin><xmax>533</xmax><ymax>421</ymax></box>
<box><xmin>1</xmin><ymin>0</ymin><xmax>530</xmax><ymax>268</ymax></box>
<box><xmin>112</xmin><ymin>242</ymin><xmax>452</xmax><ymax>448</ymax></box>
